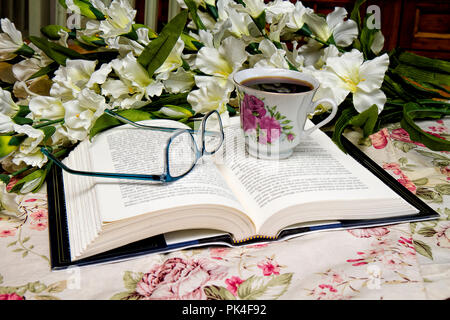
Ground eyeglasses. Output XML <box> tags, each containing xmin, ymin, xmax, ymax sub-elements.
<box><xmin>41</xmin><ymin>110</ymin><xmax>224</xmax><ymax>183</ymax></box>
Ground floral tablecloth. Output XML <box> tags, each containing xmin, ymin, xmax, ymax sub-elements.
<box><xmin>0</xmin><ymin>119</ymin><xmax>449</xmax><ymax>301</ymax></box>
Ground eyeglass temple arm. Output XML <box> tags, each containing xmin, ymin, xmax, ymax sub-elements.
<box><xmin>41</xmin><ymin>148</ymin><xmax>165</xmax><ymax>182</ymax></box>
<box><xmin>104</xmin><ymin>109</ymin><xmax>192</xmax><ymax>133</ymax></box>
<box><xmin>104</xmin><ymin>109</ymin><xmax>220</xmax><ymax>137</ymax></box>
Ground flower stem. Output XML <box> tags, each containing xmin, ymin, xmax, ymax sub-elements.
<box><xmin>33</xmin><ymin>118</ymin><xmax>64</xmax><ymax>129</ymax></box>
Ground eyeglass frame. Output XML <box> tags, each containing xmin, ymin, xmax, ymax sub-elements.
<box><xmin>40</xmin><ymin>109</ymin><xmax>224</xmax><ymax>183</ymax></box>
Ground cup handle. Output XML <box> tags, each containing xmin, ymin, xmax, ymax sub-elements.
<box><xmin>304</xmin><ymin>98</ymin><xmax>338</xmax><ymax>135</ymax></box>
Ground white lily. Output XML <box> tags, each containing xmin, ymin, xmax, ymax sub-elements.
<box><xmin>282</xmin><ymin>41</ymin><xmax>304</xmax><ymax>70</ymax></box>
<box><xmin>0</xmin><ymin>88</ymin><xmax>19</xmax><ymax>117</ymax></box>
<box><xmin>305</xmin><ymin>7</ymin><xmax>358</xmax><ymax>47</ymax></box>
<box><xmin>217</xmin><ymin>1</ymin><xmax>252</xmax><ymax>38</ymax></box>
<box><xmin>12</xmin><ymin>43</ymin><xmax>52</xmax><ymax>82</ymax></box>
<box><xmin>187</xmin><ymin>80</ymin><xmax>234</xmax><ymax>114</ymax></box>
<box><xmin>12</xmin><ymin>148</ymin><xmax>46</xmax><ymax>168</ymax></box>
<box><xmin>104</xmin><ymin>27</ymin><xmax>151</xmax><ymax>57</ymax></box>
<box><xmin>312</xmin><ymin>50</ymin><xmax>390</xmax><ymax>113</ymax></box>
<box><xmin>28</xmin><ymin>96</ymin><xmax>65</xmax><ymax>120</ymax></box>
<box><xmin>265</xmin><ymin>0</ymin><xmax>295</xmax><ymax>24</ymax></box>
<box><xmin>0</xmin><ymin>18</ymin><xmax>23</xmax><ymax>61</ymax></box>
<box><xmin>97</xmin><ymin>0</ymin><xmax>136</xmax><ymax>39</ymax></box>
<box><xmin>299</xmin><ymin>42</ymin><xmax>341</xmax><ymax>68</ymax></box>
<box><xmin>102</xmin><ymin>52</ymin><xmax>163</xmax><ymax>109</ymax></box>
<box><xmin>13</xmin><ymin>124</ymin><xmax>44</xmax><ymax>155</ymax></box>
<box><xmin>286</xmin><ymin>2</ymin><xmax>312</xmax><ymax>31</ymax></box>
<box><xmin>161</xmin><ymin>67</ymin><xmax>195</xmax><ymax>94</ymax></box>
<box><xmin>371</xmin><ymin>30</ymin><xmax>385</xmax><ymax>55</ymax></box>
<box><xmin>233</xmin><ymin>0</ymin><xmax>267</xmax><ymax>18</ymax></box>
<box><xmin>0</xmin><ymin>114</ymin><xmax>15</xmax><ymax>134</ymax></box>
<box><xmin>176</xmin><ymin>0</ymin><xmax>215</xmax><ymax>9</ymax></box>
<box><xmin>50</xmin><ymin>59</ymin><xmax>97</xmax><ymax>101</ymax></box>
<box><xmin>62</xmin><ymin>88</ymin><xmax>108</xmax><ymax>141</ymax></box>
<box><xmin>154</xmin><ymin>38</ymin><xmax>185</xmax><ymax>79</ymax></box>
<box><xmin>250</xmin><ymin>38</ymin><xmax>289</xmax><ymax>69</ymax></box>
<box><xmin>194</xmin><ymin>36</ymin><xmax>248</xmax><ymax>88</ymax></box>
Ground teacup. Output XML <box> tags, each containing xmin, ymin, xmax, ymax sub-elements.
<box><xmin>233</xmin><ymin>68</ymin><xmax>337</xmax><ymax>159</ymax></box>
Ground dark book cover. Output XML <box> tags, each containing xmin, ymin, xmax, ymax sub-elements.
<box><xmin>46</xmin><ymin>136</ymin><xmax>439</xmax><ymax>270</ymax></box>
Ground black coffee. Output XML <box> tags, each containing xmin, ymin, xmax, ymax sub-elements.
<box><xmin>241</xmin><ymin>76</ymin><xmax>313</xmax><ymax>94</ymax></box>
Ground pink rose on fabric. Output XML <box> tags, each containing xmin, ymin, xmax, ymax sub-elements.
<box><xmin>258</xmin><ymin>116</ymin><xmax>281</xmax><ymax>144</ymax></box>
<box><xmin>243</xmin><ymin>94</ymin><xmax>266</xmax><ymax>118</ymax></box>
<box><xmin>135</xmin><ymin>257</ymin><xmax>226</xmax><ymax>300</ymax></box>
<box><xmin>390</xmin><ymin>128</ymin><xmax>425</xmax><ymax>147</ymax></box>
<box><xmin>382</xmin><ymin>162</ymin><xmax>402</xmax><ymax>175</ymax></box>
<box><xmin>369</xmin><ymin>128</ymin><xmax>389</xmax><ymax>149</ymax></box>
<box><xmin>257</xmin><ymin>259</ymin><xmax>280</xmax><ymax>276</ymax></box>
<box><xmin>435</xmin><ymin>222</ymin><xmax>450</xmax><ymax>248</ymax></box>
<box><xmin>347</xmin><ymin>227</ymin><xmax>390</xmax><ymax>238</ymax></box>
<box><xmin>225</xmin><ymin>276</ymin><xmax>244</xmax><ymax>296</ymax></box>
<box><xmin>0</xmin><ymin>228</ymin><xmax>16</xmax><ymax>238</ymax></box>
<box><xmin>30</xmin><ymin>209</ymin><xmax>48</xmax><ymax>222</ymax></box>
<box><xmin>397</xmin><ymin>174</ymin><xmax>416</xmax><ymax>194</ymax></box>
<box><xmin>0</xmin><ymin>293</ymin><xmax>24</xmax><ymax>300</ymax></box>
<box><xmin>209</xmin><ymin>247</ymin><xmax>231</xmax><ymax>260</ymax></box>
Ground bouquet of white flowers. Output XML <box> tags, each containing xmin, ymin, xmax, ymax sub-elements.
<box><xmin>0</xmin><ymin>0</ymin><xmax>449</xmax><ymax>194</ymax></box>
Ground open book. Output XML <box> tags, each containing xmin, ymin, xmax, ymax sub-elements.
<box><xmin>47</xmin><ymin>118</ymin><xmax>438</xmax><ymax>268</ymax></box>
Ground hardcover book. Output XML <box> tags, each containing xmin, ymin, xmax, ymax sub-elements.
<box><xmin>46</xmin><ymin>119</ymin><xmax>438</xmax><ymax>269</ymax></box>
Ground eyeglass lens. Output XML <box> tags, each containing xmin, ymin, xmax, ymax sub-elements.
<box><xmin>168</xmin><ymin>131</ymin><xmax>198</xmax><ymax>178</ymax></box>
<box><xmin>203</xmin><ymin>111</ymin><xmax>223</xmax><ymax>154</ymax></box>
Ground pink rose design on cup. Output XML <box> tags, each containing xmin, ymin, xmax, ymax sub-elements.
<box><xmin>243</xmin><ymin>94</ymin><xmax>267</xmax><ymax>118</ymax></box>
<box><xmin>240</xmin><ymin>93</ymin><xmax>294</xmax><ymax>145</ymax></box>
<box><xmin>258</xmin><ymin>116</ymin><xmax>281</xmax><ymax>144</ymax></box>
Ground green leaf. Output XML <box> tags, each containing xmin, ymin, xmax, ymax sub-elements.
<box><xmin>8</xmin><ymin>135</ymin><xmax>27</xmax><ymax>147</ymax></box>
<box><xmin>10</xmin><ymin>169</ymin><xmax>46</xmax><ymax>194</ymax></box>
<box><xmin>0</xmin><ymin>136</ymin><xmax>18</xmax><ymax>158</ymax></box>
<box><xmin>350</xmin><ymin>0</ymin><xmax>367</xmax><ymax>31</ymax></box>
<box><xmin>416</xmin><ymin>187</ymin><xmax>443</xmax><ymax>203</ymax></box>
<box><xmin>181</xmin><ymin>32</ymin><xmax>200</xmax><ymax>51</ymax></box>
<box><xmin>203</xmin><ymin>285</ymin><xmax>236</xmax><ymax>300</ymax></box>
<box><xmin>40</xmin><ymin>126</ymin><xmax>56</xmax><ymax>142</ymax></box>
<box><xmin>252</xmin><ymin>10</ymin><xmax>267</xmax><ymax>34</ymax></box>
<box><xmin>413</xmin><ymin>239</ymin><xmax>433</xmax><ymax>260</ymax></box>
<box><xmin>237</xmin><ymin>274</ymin><xmax>292</xmax><ymax>300</ymax></box>
<box><xmin>41</xmin><ymin>25</ymin><xmax>70</xmax><ymax>40</ymax></box>
<box><xmin>398</xmin><ymin>51</ymin><xmax>450</xmax><ymax>74</ymax></box>
<box><xmin>332</xmin><ymin>105</ymin><xmax>378</xmax><ymax>152</ymax></box>
<box><xmin>133</xmin><ymin>24</ymin><xmax>157</xmax><ymax>39</ymax></box>
<box><xmin>28</xmin><ymin>36</ymin><xmax>68</xmax><ymax>66</ymax></box>
<box><xmin>123</xmin><ymin>271</ymin><xmax>144</xmax><ymax>291</ymax></box>
<box><xmin>184</xmin><ymin>0</ymin><xmax>206</xmax><ymax>30</ymax></box>
<box><xmin>71</xmin><ymin>0</ymin><xmax>105</xmax><ymax>20</ymax></box>
<box><xmin>159</xmin><ymin>105</ymin><xmax>193</xmax><ymax>119</ymax></box>
<box><xmin>28</xmin><ymin>62</ymin><xmax>59</xmax><ymax>80</ymax></box>
<box><xmin>79</xmin><ymin>35</ymin><xmax>106</xmax><ymax>47</ymax></box>
<box><xmin>137</xmin><ymin>10</ymin><xmax>188</xmax><ymax>77</ymax></box>
<box><xmin>0</xmin><ymin>174</ymin><xmax>11</xmax><ymax>185</ymax></box>
<box><xmin>435</xmin><ymin>184</ymin><xmax>450</xmax><ymax>195</ymax></box>
<box><xmin>400</xmin><ymin>102</ymin><xmax>450</xmax><ymax>151</ymax></box>
<box><xmin>417</xmin><ymin>227</ymin><xmax>437</xmax><ymax>237</ymax></box>
<box><xmin>412</xmin><ymin>177</ymin><xmax>428</xmax><ymax>186</ymax></box>
<box><xmin>89</xmin><ymin>109</ymin><xmax>153</xmax><ymax>139</ymax></box>
<box><xmin>12</xmin><ymin>116</ymin><xmax>33</xmax><ymax>125</ymax></box>
<box><xmin>58</xmin><ymin>0</ymin><xmax>68</xmax><ymax>9</ymax></box>
<box><xmin>14</xmin><ymin>44</ymin><xmax>35</xmax><ymax>58</ymax></box>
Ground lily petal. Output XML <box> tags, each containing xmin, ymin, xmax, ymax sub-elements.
<box><xmin>358</xmin><ymin>53</ymin><xmax>389</xmax><ymax>93</ymax></box>
<box><xmin>353</xmin><ymin>89</ymin><xmax>386</xmax><ymax>113</ymax></box>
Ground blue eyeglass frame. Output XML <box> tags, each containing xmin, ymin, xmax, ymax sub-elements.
<box><xmin>40</xmin><ymin>109</ymin><xmax>224</xmax><ymax>183</ymax></box>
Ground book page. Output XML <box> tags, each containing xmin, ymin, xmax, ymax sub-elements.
<box><xmin>88</xmin><ymin>120</ymin><xmax>246</xmax><ymax>222</ymax></box>
<box><xmin>218</xmin><ymin>122</ymin><xmax>413</xmax><ymax>231</ymax></box>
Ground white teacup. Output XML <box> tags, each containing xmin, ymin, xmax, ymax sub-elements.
<box><xmin>233</xmin><ymin>68</ymin><xmax>337</xmax><ymax>159</ymax></box>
